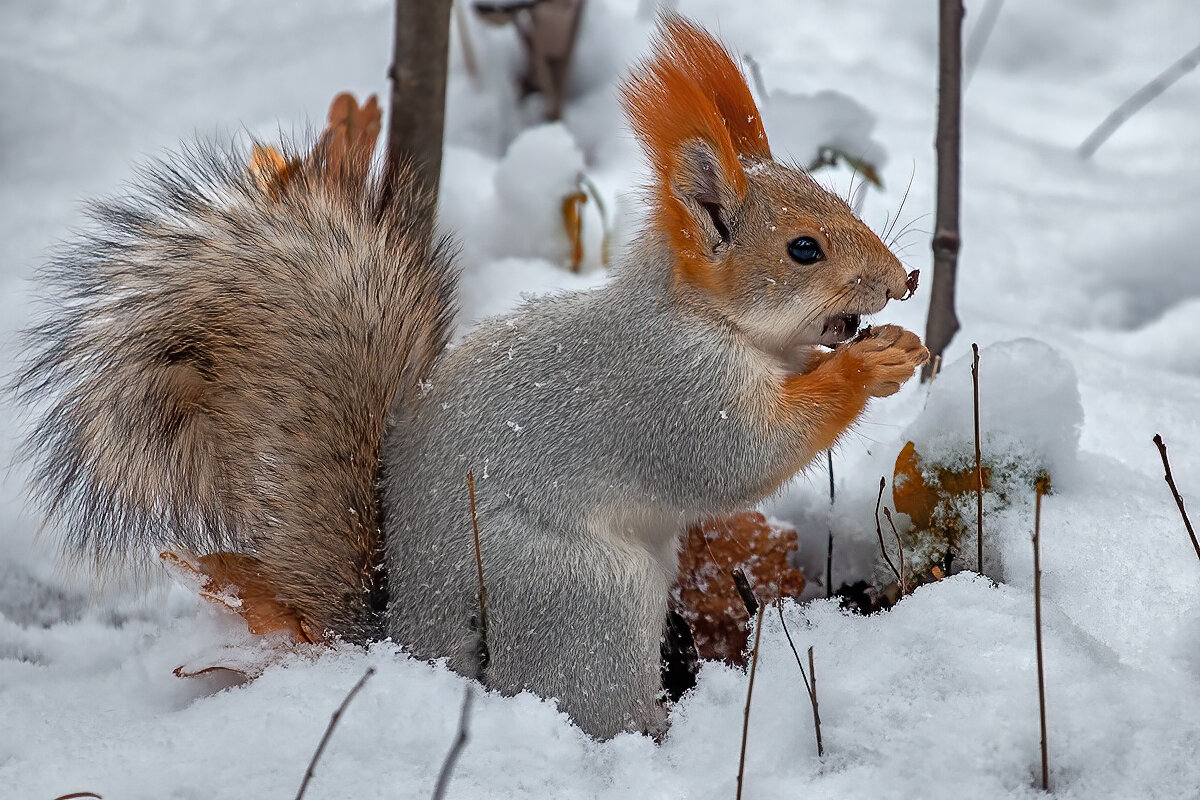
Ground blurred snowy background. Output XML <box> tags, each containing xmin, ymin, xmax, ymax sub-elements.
<box><xmin>2</xmin><ymin>1</ymin><xmax>1198</xmax><ymax>798</ymax></box>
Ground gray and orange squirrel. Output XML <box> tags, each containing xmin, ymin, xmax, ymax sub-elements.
<box><xmin>16</xmin><ymin>16</ymin><xmax>928</xmax><ymax>739</ymax></box>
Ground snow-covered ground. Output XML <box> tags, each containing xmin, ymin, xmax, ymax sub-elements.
<box><xmin>2</xmin><ymin>1</ymin><xmax>1198</xmax><ymax>798</ymax></box>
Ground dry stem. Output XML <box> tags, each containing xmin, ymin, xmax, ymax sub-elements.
<box><xmin>431</xmin><ymin>686</ymin><xmax>475</xmax><ymax>800</ymax></box>
<box><xmin>1152</xmin><ymin>434</ymin><xmax>1200</xmax><ymax>563</ymax></box>
<box><xmin>826</xmin><ymin>449</ymin><xmax>835</xmax><ymax>599</ymax></box>
<box><xmin>736</xmin><ymin>603</ymin><xmax>767</xmax><ymax>800</ymax></box>
<box><xmin>294</xmin><ymin>667</ymin><xmax>376</xmax><ymax>800</ymax></box>
<box><xmin>467</xmin><ymin>472</ymin><xmax>491</xmax><ymax>681</ymax></box>
<box><xmin>1033</xmin><ymin>476</ymin><xmax>1050</xmax><ymax>792</ymax></box>
<box><xmin>776</xmin><ymin>604</ymin><xmax>824</xmax><ymax>757</ymax></box>
<box><xmin>972</xmin><ymin>342</ymin><xmax>984</xmax><ymax>576</ymax></box>
<box><xmin>731</xmin><ymin>568</ymin><xmax>760</xmax><ymax>618</ymax></box>
<box><xmin>883</xmin><ymin>507</ymin><xmax>907</xmax><ymax>596</ymax></box>
<box><xmin>874</xmin><ymin>477</ymin><xmax>903</xmax><ymax>587</ymax></box>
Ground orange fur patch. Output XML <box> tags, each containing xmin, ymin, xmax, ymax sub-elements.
<box><xmin>765</xmin><ymin>352</ymin><xmax>872</xmax><ymax>492</ymax></box>
<box><xmin>620</xmin><ymin>15</ymin><xmax>770</xmax><ymax>284</ymax></box>
<box><xmin>325</xmin><ymin>92</ymin><xmax>381</xmax><ymax>187</ymax></box>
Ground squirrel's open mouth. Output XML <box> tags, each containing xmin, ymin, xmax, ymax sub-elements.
<box><xmin>819</xmin><ymin>313</ymin><xmax>861</xmax><ymax>346</ymax></box>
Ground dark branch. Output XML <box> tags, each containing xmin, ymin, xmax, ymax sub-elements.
<box><xmin>874</xmin><ymin>477</ymin><xmax>903</xmax><ymax>587</ymax></box>
<box><xmin>972</xmin><ymin>343</ymin><xmax>985</xmax><ymax>576</ymax></box>
<box><xmin>736</xmin><ymin>603</ymin><xmax>767</xmax><ymax>800</ymax></box>
<box><xmin>467</xmin><ymin>472</ymin><xmax>491</xmax><ymax>682</ymax></box>
<box><xmin>1152</xmin><ymin>434</ymin><xmax>1200</xmax><ymax>563</ymax></box>
<box><xmin>386</xmin><ymin>0</ymin><xmax>453</xmax><ymax>243</ymax></box>
<box><xmin>883</xmin><ymin>507</ymin><xmax>907</xmax><ymax>596</ymax></box>
<box><xmin>731</xmin><ymin>568</ymin><xmax>759</xmax><ymax>618</ymax></box>
<box><xmin>431</xmin><ymin>687</ymin><xmax>475</xmax><ymax>800</ymax></box>
<box><xmin>922</xmin><ymin>0</ymin><xmax>965</xmax><ymax>380</ymax></box>
<box><xmin>294</xmin><ymin>667</ymin><xmax>376</xmax><ymax>800</ymax></box>
<box><xmin>826</xmin><ymin>450</ymin><xmax>835</xmax><ymax>599</ymax></box>
<box><xmin>1033</xmin><ymin>477</ymin><xmax>1050</xmax><ymax>792</ymax></box>
<box><xmin>777</xmin><ymin>603</ymin><xmax>824</xmax><ymax>757</ymax></box>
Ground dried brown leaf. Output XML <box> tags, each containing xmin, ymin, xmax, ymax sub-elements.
<box><xmin>160</xmin><ymin>551</ymin><xmax>319</xmax><ymax>643</ymax></box>
<box><xmin>671</xmin><ymin>512</ymin><xmax>805</xmax><ymax>665</ymax></box>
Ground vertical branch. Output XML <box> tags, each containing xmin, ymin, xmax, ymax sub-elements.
<box><xmin>807</xmin><ymin>646</ymin><xmax>822</xmax><ymax>758</ymax></box>
<box><xmin>386</xmin><ymin>0</ymin><xmax>454</xmax><ymax>242</ymax></box>
<box><xmin>467</xmin><ymin>472</ymin><xmax>490</xmax><ymax>682</ymax></box>
<box><xmin>921</xmin><ymin>0</ymin><xmax>965</xmax><ymax>381</ymax></box>
<box><xmin>777</xmin><ymin>604</ymin><xmax>824</xmax><ymax>758</ymax></box>
<box><xmin>1152</xmin><ymin>434</ymin><xmax>1200</xmax><ymax>562</ymax></box>
<box><xmin>736</xmin><ymin>602</ymin><xmax>766</xmax><ymax>800</ymax></box>
<box><xmin>826</xmin><ymin>450</ymin><xmax>835</xmax><ymax>599</ymax></box>
<box><xmin>1033</xmin><ymin>476</ymin><xmax>1050</xmax><ymax>792</ymax></box>
<box><xmin>972</xmin><ymin>343</ymin><xmax>984</xmax><ymax>575</ymax></box>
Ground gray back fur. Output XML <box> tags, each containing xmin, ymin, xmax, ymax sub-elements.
<box><xmin>382</xmin><ymin>237</ymin><xmax>780</xmax><ymax>737</ymax></box>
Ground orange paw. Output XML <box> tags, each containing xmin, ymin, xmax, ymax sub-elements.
<box><xmin>839</xmin><ymin>324</ymin><xmax>929</xmax><ymax>398</ymax></box>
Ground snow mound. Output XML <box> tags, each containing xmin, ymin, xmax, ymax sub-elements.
<box><xmin>906</xmin><ymin>338</ymin><xmax>1083</xmax><ymax>484</ymax></box>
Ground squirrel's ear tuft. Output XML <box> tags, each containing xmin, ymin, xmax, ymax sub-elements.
<box><xmin>620</xmin><ymin>14</ymin><xmax>771</xmax><ymax>285</ymax></box>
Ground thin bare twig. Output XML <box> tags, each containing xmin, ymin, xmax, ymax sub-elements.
<box><xmin>52</xmin><ymin>794</ymin><xmax>102</xmax><ymax>800</ymax></box>
<box><xmin>1079</xmin><ymin>42</ymin><xmax>1200</xmax><ymax>159</ymax></box>
<box><xmin>731</xmin><ymin>568</ymin><xmax>759</xmax><ymax>618</ymax></box>
<box><xmin>883</xmin><ymin>507</ymin><xmax>907</xmax><ymax>596</ymax></box>
<box><xmin>1152</xmin><ymin>434</ymin><xmax>1200</xmax><ymax>563</ymax></box>
<box><xmin>295</xmin><ymin>667</ymin><xmax>376</xmax><ymax>800</ymax></box>
<box><xmin>467</xmin><ymin>472</ymin><xmax>491</xmax><ymax>681</ymax></box>
<box><xmin>807</xmin><ymin>647</ymin><xmax>821</xmax><ymax>754</ymax></box>
<box><xmin>430</xmin><ymin>686</ymin><xmax>475</xmax><ymax>800</ymax></box>
<box><xmin>736</xmin><ymin>603</ymin><xmax>766</xmax><ymax>800</ymax></box>
<box><xmin>874</xmin><ymin>477</ymin><xmax>903</xmax><ymax>587</ymax></box>
<box><xmin>972</xmin><ymin>343</ymin><xmax>984</xmax><ymax>576</ymax></box>
<box><xmin>826</xmin><ymin>449</ymin><xmax>835</xmax><ymax>599</ymax></box>
<box><xmin>776</xmin><ymin>604</ymin><xmax>824</xmax><ymax>757</ymax></box>
<box><xmin>1033</xmin><ymin>476</ymin><xmax>1050</xmax><ymax>792</ymax></box>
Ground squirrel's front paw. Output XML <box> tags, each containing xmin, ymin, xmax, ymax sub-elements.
<box><xmin>841</xmin><ymin>324</ymin><xmax>930</xmax><ymax>397</ymax></box>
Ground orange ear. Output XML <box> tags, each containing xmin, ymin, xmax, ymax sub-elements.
<box><xmin>620</xmin><ymin>14</ymin><xmax>770</xmax><ymax>284</ymax></box>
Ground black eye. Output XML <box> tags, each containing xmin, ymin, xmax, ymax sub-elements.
<box><xmin>787</xmin><ymin>236</ymin><xmax>825</xmax><ymax>265</ymax></box>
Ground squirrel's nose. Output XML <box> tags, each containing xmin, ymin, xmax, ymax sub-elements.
<box><xmin>883</xmin><ymin>260</ymin><xmax>911</xmax><ymax>302</ymax></box>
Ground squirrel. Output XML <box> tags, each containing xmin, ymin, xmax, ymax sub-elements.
<box><xmin>14</xmin><ymin>15</ymin><xmax>928</xmax><ymax>740</ymax></box>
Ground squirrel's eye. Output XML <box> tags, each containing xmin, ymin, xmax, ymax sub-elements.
<box><xmin>787</xmin><ymin>236</ymin><xmax>825</xmax><ymax>265</ymax></box>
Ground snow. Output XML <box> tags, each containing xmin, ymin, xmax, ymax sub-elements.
<box><xmin>905</xmin><ymin>339</ymin><xmax>1084</xmax><ymax>481</ymax></box>
<box><xmin>3</xmin><ymin>0</ymin><xmax>1199</xmax><ymax>798</ymax></box>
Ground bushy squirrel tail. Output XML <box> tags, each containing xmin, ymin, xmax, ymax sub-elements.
<box><xmin>15</xmin><ymin>134</ymin><xmax>457</xmax><ymax>642</ymax></box>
